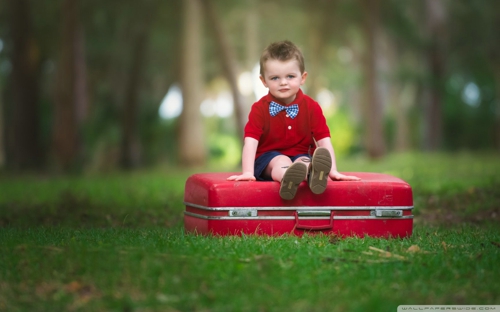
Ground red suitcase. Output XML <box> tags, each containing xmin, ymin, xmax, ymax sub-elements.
<box><xmin>183</xmin><ymin>172</ymin><xmax>413</xmax><ymax>237</ymax></box>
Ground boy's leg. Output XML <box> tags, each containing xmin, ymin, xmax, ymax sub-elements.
<box><xmin>264</xmin><ymin>155</ymin><xmax>292</xmax><ymax>182</ymax></box>
<box><xmin>265</xmin><ymin>155</ymin><xmax>308</xmax><ymax>200</ymax></box>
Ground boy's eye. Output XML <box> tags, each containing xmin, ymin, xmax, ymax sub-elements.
<box><xmin>287</xmin><ymin>75</ymin><xmax>295</xmax><ymax>79</ymax></box>
<box><xmin>270</xmin><ymin>77</ymin><xmax>278</xmax><ymax>81</ymax></box>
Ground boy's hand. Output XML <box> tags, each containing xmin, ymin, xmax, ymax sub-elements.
<box><xmin>227</xmin><ymin>172</ymin><xmax>256</xmax><ymax>181</ymax></box>
<box><xmin>329</xmin><ymin>171</ymin><xmax>361</xmax><ymax>181</ymax></box>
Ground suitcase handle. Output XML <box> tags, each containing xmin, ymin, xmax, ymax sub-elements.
<box><xmin>294</xmin><ymin>211</ymin><xmax>334</xmax><ymax>231</ymax></box>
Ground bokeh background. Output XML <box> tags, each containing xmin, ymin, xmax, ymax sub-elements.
<box><xmin>1</xmin><ymin>0</ymin><xmax>499</xmax><ymax>174</ymax></box>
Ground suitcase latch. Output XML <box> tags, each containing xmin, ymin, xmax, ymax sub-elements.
<box><xmin>370</xmin><ymin>209</ymin><xmax>403</xmax><ymax>217</ymax></box>
<box><xmin>228</xmin><ymin>209</ymin><xmax>258</xmax><ymax>217</ymax></box>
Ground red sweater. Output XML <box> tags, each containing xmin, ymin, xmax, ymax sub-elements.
<box><xmin>244</xmin><ymin>89</ymin><xmax>331</xmax><ymax>159</ymax></box>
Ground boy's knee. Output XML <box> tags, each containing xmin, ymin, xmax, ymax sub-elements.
<box><xmin>272</xmin><ymin>155</ymin><xmax>293</xmax><ymax>166</ymax></box>
<box><xmin>295</xmin><ymin>157</ymin><xmax>311</xmax><ymax>164</ymax></box>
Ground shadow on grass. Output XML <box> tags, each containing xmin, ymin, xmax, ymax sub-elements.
<box><xmin>0</xmin><ymin>189</ymin><xmax>183</xmax><ymax>228</ymax></box>
<box><xmin>2</xmin><ymin>182</ymin><xmax>499</xmax><ymax>230</ymax></box>
<box><xmin>2</xmin><ymin>153</ymin><xmax>500</xmax><ymax>230</ymax></box>
<box><xmin>414</xmin><ymin>181</ymin><xmax>500</xmax><ymax>227</ymax></box>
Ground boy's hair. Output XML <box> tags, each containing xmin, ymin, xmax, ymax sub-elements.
<box><xmin>259</xmin><ymin>40</ymin><xmax>305</xmax><ymax>76</ymax></box>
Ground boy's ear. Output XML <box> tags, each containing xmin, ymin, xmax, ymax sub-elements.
<box><xmin>300</xmin><ymin>71</ymin><xmax>308</xmax><ymax>85</ymax></box>
<box><xmin>259</xmin><ymin>75</ymin><xmax>268</xmax><ymax>88</ymax></box>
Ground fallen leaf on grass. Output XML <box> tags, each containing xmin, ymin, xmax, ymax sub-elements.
<box><xmin>491</xmin><ymin>242</ymin><xmax>500</xmax><ymax>248</ymax></box>
<box><xmin>369</xmin><ymin>246</ymin><xmax>386</xmax><ymax>254</ymax></box>
<box><xmin>239</xmin><ymin>258</ymin><xmax>251</xmax><ymax>263</ymax></box>
<box><xmin>65</xmin><ymin>281</ymin><xmax>83</xmax><ymax>293</ymax></box>
<box><xmin>365</xmin><ymin>259</ymin><xmax>397</xmax><ymax>263</ymax></box>
<box><xmin>442</xmin><ymin>241</ymin><xmax>448</xmax><ymax>252</ymax></box>
<box><xmin>407</xmin><ymin>245</ymin><xmax>421</xmax><ymax>253</ymax></box>
<box><xmin>15</xmin><ymin>244</ymin><xmax>27</xmax><ymax>251</ymax></box>
<box><xmin>35</xmin><ymin>282</ymin><xmax>58</xmax><ymax>298</ymax></box>
<box><xmin>253</xmin><ymin>255</ymin><xmax>273</xmax><ymax>261</ymax></box>
<box><xmin>322</xmin><ymin>257</ymin><xmax>359</xmax><ymax>263</ymax></box>
<box><xmin>329</xmin><ymin>235</ymin><xmax>341</xmax><ymax>244</ymax></box>
<box><xmin>44</xmin><ymin>246</ymin><xmax>63</xmax><ymax>252</ymax></box>
<box><xmin>406</xmin><ymin>245</ymin><xmax>431</xmax><ymax>254</ymax></box>
<box><xmin>369</xmin><ymin>246</ymin><xmax>406</xmax><ymax>260</ymax></box>
<box><xmin>239</xmin><ymin>255</ymin><xmax>273</xmax><ymax>263</ymax></box>
<box><xmin>64</xmin><ymin>280</ymin><xmax>100</xmax><ymax>306</ymax></box>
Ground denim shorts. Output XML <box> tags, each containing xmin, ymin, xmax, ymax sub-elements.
<box><xmin>254</xmin><ymin>151</ymin><xmax>310</xmax><ymax>181</ymax></box>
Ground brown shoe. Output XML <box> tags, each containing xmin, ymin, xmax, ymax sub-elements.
<box><xmin>279</xmin><ymin>162</ymin><xmax>307</xmax><ymax>200</ymax></box>
<box><xmin>308</xmin><ymin>147</ymin><xmax>332</xmax><ymax>194</ymax></box>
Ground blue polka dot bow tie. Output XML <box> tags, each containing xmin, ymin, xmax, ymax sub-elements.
<box><xmin>269</xmin><ymin>101</ymin><xmax>299</xmax><ymax>119</ymax></box>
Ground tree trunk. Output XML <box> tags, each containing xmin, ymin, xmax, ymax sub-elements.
<box><xmin>7</xmin><ymin>0</ymin><xmax>43</xmax><ymax>171</ymax></box>
<box><xmin>306</xmin><ymin>25</ymin><xmax>323</xmax><ymax>99</ymax></box>
<box><xmin>385</xmin><ymin>37</ymin><xmax>412</xmax><ymax>153</ymax></box>
<box><xmin>242</xmin><ymin>0</ymin><xmax>259</xmax><ymax>119</ymax></box>
<box><xmin>494</xmin><ymin>66</ymin><xmax>500</xmax><ymax>151</ymax></box>
<box><xmin>487</xmin><ymin>3</ymin><xmax>500</xmax><ymax>151</ymax></box>
<box><xmin>423</xmin><ymin>0</ymin><xmax>446</xmax><ymax>151</ymax></box>
<box><xmin>394</xmin><ymin>83</ymin><xmax>415</xmax><ymax>152</ymax></box>
<box><xmin>119</xmin><ymin>16</ymin><xmax>152</xmax><ymax>169</ymax></box>
<box><xmin>202</xmin><ymin>0</ymin><xmax>246</xmax><ymax>139</ymax></box>
<box><xmin>304</xmin><ymin>0</ymin><xmax>337</xmax><ymax>99</ymax></box>
<box><xmin>178</xmin><ymin>0</ymin><xmax>206</xmax><ymax>166</ymax></box>
<box><xmin>52</xmin><ymin>0</ymin><xmax>87</xmax><ymax>172</ymax></box>
<box><xmin>244</xmin><ymin>0</ymin><xmax>259</xmax><ymax>71</ymax></box>
<box><xmin>361</xmin><ymin>0</ymin><xmax>386</xmax><ymax>159</ymax></box>
<box><xmin>0</xmin><ymin>82</ymin><xmax>5</xmax><ymax>168</ymax></box>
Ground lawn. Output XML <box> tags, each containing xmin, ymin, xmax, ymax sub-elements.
<box><xmin>1</xmin><ymin>152</ymin><xmax>499</xmax><ymax>311</ymax></box>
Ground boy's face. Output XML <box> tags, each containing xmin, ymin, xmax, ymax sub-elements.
<box><xmin>260</xmin><ymin>59</ymin><xmax>307</xmax><ymax>104</ymax></box>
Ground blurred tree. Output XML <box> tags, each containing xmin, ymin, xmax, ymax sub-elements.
<box><xmin>178</xmin><ymin>0</ymin><xmax>206</xmax><ymax>166</ymax></box>
<box><xmin>381</xmin><ymin>0</ymin><xmax>423</xmax><ymax>152</ymax></box>
<box><xmin>360</xmin><ymin>0</ymin><xmax>386</xmax><ymax>158</ymax></box>
<box><xmin>303</xmin><ymin>0</ymin><xmax>339</xmax><ymax>98</ymax></box>
<box><xmin>6</xmin><ymin>0</ymin><xmax>44</xmax><ymax>170</ymax></box>
<box><xmin>0</xmin><ymin>16</ymin><xmax>4</xmax><ymax>168</ymax></box>
<box><xmin>77</xmin><ymin>0</ymin><xmax>175</xmax><ymax>170</ymax></box>
<box><xmin>448</xmin><ymin>0</ymin><xmax>500</xmax><ymax>150</ymax></box>
<box><xmin>2</xmin><ymin>0</ymin><xmax>499</xmax><ymax>173</ymax></box>
<box><xmin>392</xmin><ymin>82</ymin><xmax>416</xmax><ymax>152</ymax></box>
<box><xmin>202</xmin><ymin>0</ymin><xmax>246</xmax><ymax>139</ymax></box>
<box><xmin>242</xmin><ymin>0</ymin><xmax>259</xmax><ymax>120</ymax></box>
<box><xmin>243</xmin><ymin>0</ymin><xmax>259</xmax><ymax>71</ymax></box>
<box><xmin>52</xmin><ymin>0</ymin><xmax>87</xmax><ymax>172</ymax></box>
<box><xmin>119</xmin><ymin>29</ymin><xmax>145</xmax><ymax>169</ymax></box>
<box><xmin>119</xmin><ymin>0</ymin><xmax>158</xmax><ymax>169</ymax></box>
<box><xmin>0</xmin><ymin>79</ymin><xmax>4</xmax><ymax>168</ymax></box>
<box><xmin>490</xmin><ymin>9</ymin><xmax>500</xmax><ymax>151</ymax></box>
<box><xmin>0</xmin><ymin>0</ymin><xmax>4</xmax><ymax>168</ymax></box>
<box><xmin>422</xmin><ymin>0</ymin><xmax>447</xmax><ymax>151</ymax></box>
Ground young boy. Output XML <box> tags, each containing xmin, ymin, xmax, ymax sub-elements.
<box><xmin>227</xmin><ymin>40</ymin><xmax>359</xmax><ymax>200</ymax></box>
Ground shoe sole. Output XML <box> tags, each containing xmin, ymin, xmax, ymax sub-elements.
<box><xmin>279</xmin><ymin>162</ymin><xmax>307</xmax><ymax>200</ymax></box>
<box><xmin>309</xmin><ymin>147</ymin><xmax>332</xmax><ymax>194</ymax></box>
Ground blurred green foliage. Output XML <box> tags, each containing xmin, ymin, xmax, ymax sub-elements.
<box><xmin>1</xmin><ymin>0</ymin><xmax>499</xmax><ymax>172</ymax></box>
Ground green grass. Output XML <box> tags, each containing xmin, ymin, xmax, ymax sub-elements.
<box><xmin>0</xmin><ymin>168</ymin><xmax>195</xmax><ymax>228</ymax></box>
<box><xmin>1</xmin><ymin>227</ymin><xmax>499</xmax><ymax>311</ymax></box>
<box><xmin>1</xmin><ymin>152</ymin><xmax>500</xmax><ymax>311</ymax></box>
